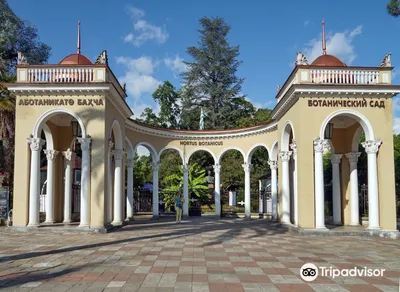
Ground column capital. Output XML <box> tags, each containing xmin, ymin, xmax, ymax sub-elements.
<box><xmin>242</xmin><ymin>163</ymin><xmax>253</xmax><ymax>172</ymax></box>
<box><xmin>112</xmin><ymin>149</ymin><xmax>124</xmax><ymax>161</ymax></box>
<box><xmin>268</xmin><ymin>160</ymin><xmax>278</xmax><ymax>170</ymax></box>
<box><xmin>313</xmin><ymin>137</ymin><xmax>330</xmax><ymax>153</ymax></box>
<box><xmin>362</xmin><ymin>139</ymin><xmax>382</xmax><ymax>154</ymax></box>
<box><xmin>152</xmin><ymin>162</ymin><xmax>161</xmax><ymax>171</ymax></box>
<box><xmin>289</xmin><ymin>139</ymin><xmax>297</xmax><ymax>157</ymax></box>
<box><xmin>345</xmin><ymin>152</ymin><xmax>361</xmax><ymax>163</ymax></box>
<box><xmin>27</xmin><ymin>137</ymin><xmax>45</xmax><ymax>151</ymax></box>
<box><xmin>77</xmin><ymin>137</ymin><xmax>91</xmax><ymax>151</ymax></box>
<box><xmin>108</xmin><ymin>139</ymin><xmax>114</xmax><ymax>149</ymax></box>
<box><xmin>213</xmin><ymin>164</ymin><xmax>221</xmax><ymax>173</ymax></box>
<box><xmin>44</xmin><ymin>149</ymin><xmax>59</xmax><ymax>161</ymax></box>
<box><xmin>126</xmin><ymin>158</ymin><xmax>135</xmax><ymax>168</ymax></box>
<box><xmin>182</xmin><ymin>164</ymin><xmax>189</xmax><ymax>172</ymax></box>
<box><xmin>279</xmin><ymin>151</ymin><xmax>292</xmax><ymax>162</ymax></box>
<box><xmin>330</xmin><ymin>154</ymin><xmax>343</xmax><ymax>164</ymax></box>
<box><xmin>62</xmin><ymin>150</ymin><xmax>75</xmax><ymax>161</ymax></box>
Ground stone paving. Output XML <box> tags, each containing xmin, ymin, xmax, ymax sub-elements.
<box><xmin>0</xmin><ymin>217</ymin><xmax>400</xmax><ymax>292</ymax></box>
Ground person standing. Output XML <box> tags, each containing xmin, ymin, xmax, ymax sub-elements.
<box><xmin>175</xmin><ymin>192</ymin><xmax>184</xmax><ymax>223</ymax></box>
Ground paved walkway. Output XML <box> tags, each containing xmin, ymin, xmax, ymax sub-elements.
<box><xmin>0</xmin><ymin>218</ymin><xmax>399</xmax><ymax>292</ymax></box>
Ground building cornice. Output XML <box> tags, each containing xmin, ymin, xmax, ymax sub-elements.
<box><xmin>271</xmin><ymin>84</ymin><xmax>400</xmax><ymax>120</ymax></box>
<box><xmin>126</xmin><ymin>120</ymin><xmax>278</xmax><ymax>140</ymax></box>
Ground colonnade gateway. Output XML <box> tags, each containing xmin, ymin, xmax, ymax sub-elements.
<box><xmin>7</xmin><ymin>29</ymin><xmax>400</xmax><ymax>233</ymax></box>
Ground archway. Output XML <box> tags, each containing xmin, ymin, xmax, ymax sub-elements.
<box><xmin>280</xmin><ymin>121</ymin><xmax>296</xmax><ymax>225</ymax></box>
<box><xmin>187</xmin><ymin>149</ymin><xmax>216</xmax><ymax>216</ymax></box>
<box><xmin>319</xmin><ymin>110</ymin><xmax>380</xmax><ymax>230</ymax></box>
<box><xmin>247</xmin><ymin>144</ymin><xmax>270</xmax><ymax>218</ymax></box>
<box><xmin>28</xmin><ymin>109</ymin><xmax>87</xmax><ymax>228</ymax></box>
<box><xmin>217</xmin><ymin>148</ymin><xmax>248</xmax><ymax>218</ymax></box>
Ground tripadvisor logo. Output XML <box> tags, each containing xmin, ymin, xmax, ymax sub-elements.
<box><xmin>300</xmin><ymin>263</ymin><xmax>385</xmax><ymax>282</ymax></box>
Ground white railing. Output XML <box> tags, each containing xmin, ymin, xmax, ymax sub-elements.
<box><xmin>27</xmin><ymin>67</ymin><xmax>95</xmax><ymax>83</ymax></box>
<box><xmin>310</xmin><ymin>69</ymin><xmax>379</xmax><ymax>85</ymax></box>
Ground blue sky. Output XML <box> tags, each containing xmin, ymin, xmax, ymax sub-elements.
<box><xmin>8</xmin><ymin>0</ymin><xmax>400</xmax><ymax>133</ymax></box>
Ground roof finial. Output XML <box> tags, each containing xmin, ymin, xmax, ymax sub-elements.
<box><xmin>322</xmin><ymin>19</ymin><xmax>326</xmax><ymax>55</ymax></box>
<box><xmin>77</xmin><ymin>20</ymin><xmax>81</xmax><ymax>54</ymax></box>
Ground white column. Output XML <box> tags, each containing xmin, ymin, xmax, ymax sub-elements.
<box><xmin>362</xmin><ymin>139</ymin><xmax>382</xmax><ymax>230</ymax></box>
<box><xmin>43</xmin><ymin>149</ymin><xmax>59</xmax><ymax>224</ymax></box>
<box><xmin>183</xmin><ymin>164</ymin><xmax>189</xmax><ymax>216</ymax></box>
<box><xmin>330</xmin><ymin>154</ymin><xmax>342</xmax><ymax>225</ymax></box>
<box><xmin>126</xmin><ymin>158</ymin><xmax>134</xmax><ymax>219</ymax></box>
<box><xmin>314</xmin><ymin>138</ymin><xmax>330</xmax><ymax>229</ymax></box>
<box><xmin>62</xmin><ymin>150</ymin><xmax>74</xmax><ymax>223</ymax></box>
<box><xmin>290</xmin><ymin>140</ymin><xmax>298</xmax><ymax>226</ymax></box>
<box><xmin>112</xmin><ymin>149</ymin><xmax>124</xmax><ymax>226</ymax></box>
<box><xmin>27</xmin><ymin>137</ymin><xmax>45</xmax><ymax>227</ymax></box>
<box><xmin>279</xmin><ymin>151</ymin><xmax>292</xmax><ymax>224</ymax></box>
<box><xmin>213</xmin><ymin>164</ymin><xmax>221</xmax><ymax>216</ymax></box>
<box><xmin>77</xmin><ymin>137</ymin><xmax>91</xmax><ymax>228</ymax></box>
<box><xmin>258</xmin><ymin>180</ymin><xmax>263</xmax><ymax>215</ymax></box>
<box><xmin>345</xmin><ymin>152</ymin><xmax>361</xmax><ymax>226</ymax></box>
<box><xmin>242</xmin><ymin>163</ymin><xmax>252</xmax><ymax>219</ymax></box>
<box><xmin>268</xmin><ymin>160</ymin><xmax>278</xmax><ymax>220</ymax></box>
<box><xmin>152</xmin><ymin>162</ymin><xmax>160</xmax><ymax>217</ymax></box>
<box><xmin>106</xmin><ymin>140</ymin><xmax>114</xmax><ymax>223</ymax></box>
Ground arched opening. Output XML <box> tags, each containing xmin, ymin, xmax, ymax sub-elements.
<box><xmin>29</xmin><ymin>110</ymin><xmax>86</xmax><ymax>228</ymax></box>
<box><xmin>187</xmin><ymin>149</ymin><xmax>216</xmax><ymax>215</ymax></box>
<box><xmin>158</xmin><ymin>148</ymin><xmax>184</xmax><ymax>213</ymax></box>
<box><xmin>248</xmin><ymin>145</ymin><xmax>270</xmax><ymax>217</ymax></box>
<box><xmin>280</xmin><ymin>121</ymin><xmax>296</xmax><ymax>225</ymax></box>
<box><xmin>218</xmin><ymin>148</ymin><xmax>246</xmax><ymax>217</ymax></box>
<box><xmin>131</xmin><ymin>143</ymin><xmax>157</xmax><ymax>216</ymax></box>
<box><xmin>320</xmin><ymin>110</ymin><xmax>377</xmax><ymax>229</ymax></box>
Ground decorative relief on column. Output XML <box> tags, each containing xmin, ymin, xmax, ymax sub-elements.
<box><xmin>267</xmin><ymin>160</ymin><xmax>278</xmax><ymax>170</ymax></box>
<box><xmin>126</xmin><ymin>158</ymin><xmax>135</xmax><ymax>168</ymax></box>
<box><xmin>313</xmin><ymin>137</ymin><xmax>330</xmax><ymax>153</ymax></box>
<box><xmin>213</xmin><ymin>164</ymin><xmax>221</xmax><ymax>173</ymax></box>
<box><xmin>241</xmin><ymin>163</ymin><xmax>253</xmax><ymax>172</ymax></box>
<box><xmin>152</xmin><ymin>162</ymin><xmax>161</xmax><ymax>171</ymax></box>
<box><xmin>330</xmin><ymin>154</ymin><xmax>343</xmax><ymax>164</ymax></box>
<box><xmin>77</xmin><ymin>137</ymin><xmax>91</xmax><ymax>151</ymax></box>
<box><xmin>112</xmin><ymin>149</ymin><xmax>124</xmax><ymax>161</ymax></box>
<box><xmin>279</xmin><ymin>151</ymin><xmax>292</xmax><ymax>162</ymax></box>
<box><xmin>27</xmin><ymin>137</ymin><xmax>45</xmax><ymax>151</ymax></box>
<box><xmin>362</xmin><ymin>139</ymin><xmax>382</xmax><ymax>154</ymax></box>
<box><xmin>345</xmin><ymin>152</ymin><xmax>361</xmax><ymax>163</ymax></box>
<box><xmin>289</xmin><ymin>140</ymin><xmax>297</xmax><ymax>158</ymax></box>
<box><xmin>44</xmin><ymin>149</ymin><xmax>59</xmax><ymax>161</ymax></box>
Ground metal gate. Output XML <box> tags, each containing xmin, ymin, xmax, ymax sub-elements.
<box><xmin>221</xmin><ymin>188</ymin><xmax>267</xmax><ymax>217</ymax></box>
<box><xmin>134</xmin><ymin>189</ymin><xmax>152</xmax><ymax>213</ymax></box>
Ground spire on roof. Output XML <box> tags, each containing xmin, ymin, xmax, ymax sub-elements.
<box><xmin>77</xmin><ymin>20</ymin><xmax>81</xmax><ymax>54</ymax></box>
<box><xmin>322</xmin><ymin>20</ymin><xmax>326</xmax><ymax>55</ymax></box>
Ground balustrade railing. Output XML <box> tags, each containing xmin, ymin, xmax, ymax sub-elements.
<box><xmin>310</xmin><ymin>69</ymin><xmax>379</xmax><ymax>85</ymax></box>
<box><xmin>27</xmin><ymin>67</ymin><xmax>95</xmax><ymax>83</ymax></box>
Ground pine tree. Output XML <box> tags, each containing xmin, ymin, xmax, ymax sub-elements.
<box><xmin>181</xmin><ymin>17</ymin><xmax>245</xmax><ymax>130</ymax></box>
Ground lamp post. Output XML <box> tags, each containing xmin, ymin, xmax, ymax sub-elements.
<box><xmin>70</xmin><ymin>120</ymin><xmax>82</xmax><ymax>151</ymax></box>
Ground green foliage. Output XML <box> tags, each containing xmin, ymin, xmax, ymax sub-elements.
<box><xmin>387</xmin><ymin>0</ymin><xmax>400</xmax><ymax>16</ymax></box>
<box><xmin>181</xmin><ymin>16</ymin><xmax>245</xmax><ymax>130</ymax></box>
<box><xmin>163</xmin><ymin>163</ymin><xmax>210</xmax><ymax>207</ymax></box>
<box><xmin>152</xmin><ymin>81</ymin><xmax>180</xmax><ymax>128</ymax></box>
<box><xmin>132</xmin><ymin>153</ymin><xmax>152</xmax><ymax>188</ymax></box>
<box><xmin>0</xmin><ymin>0</ymin><xmax>51</xmax><ymax>72</ymax></box>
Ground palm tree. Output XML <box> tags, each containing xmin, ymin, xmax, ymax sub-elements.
<box><xmin>0</xmin><ymin>71</ymin><xmax>16</xmax><ymax>203</ymax></box>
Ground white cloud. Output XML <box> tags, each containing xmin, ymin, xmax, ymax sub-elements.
<box><xmin>245</xmin><ymin>97</ymin><xmax>275</xmax><ymax>110</ymax></box>
<box><xmin>136</xmin><ymin>145</ymin><xmax>150</xmax><ymax>157</ymax></box>
<box><xmin>302</xmin><ymin>25</ymin><xmax>362</xmax><ymax>65</ymax></box>
<box><xmin>116</xmin><ymin>56</ymin><xmax>162</xmax><ymax>99</ymax></box>
<box><xmin>164</xmin><ymin>55</ymin><xmax>187</xmax><ymax>77</ymax></box>
<box><xmin>393</xmin><ymin>118</ymin><xmax>400</xmax><ymax>134</ymax></box>
<box><xmin>304</xmin><ymin>20</ymin><xmax>310</xmax><ymax>27</ymax></box>
<box><xmin>124</xmin><ymin>6</ymin><xmax>168</xmax><ymax>47</ymax></box>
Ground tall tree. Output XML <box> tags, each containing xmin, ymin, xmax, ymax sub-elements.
<box><xmin>387</xmin><ymin>0</ymin><xmax>400</xmax><ymax>16</ymax></box>
<box><xmin>152</xmin><ymin>81</ymin><xmax>180</xmax><ymax>128</ymax></box>
<box><xmin>181</xmin><ymin>16</ymin><xmax>245</xmax><ymax>130</ymax></box>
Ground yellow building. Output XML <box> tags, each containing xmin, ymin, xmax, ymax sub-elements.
<box><xmin>6</xmin><ymin>22</ymin><xmax>400</xmax><ymax>234</ymax></box>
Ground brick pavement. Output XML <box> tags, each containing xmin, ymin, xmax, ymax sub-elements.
<box><xmin>0</xmin><ymin>218</ymin><xmax>399</xmax><ymax>291</ymax></box>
